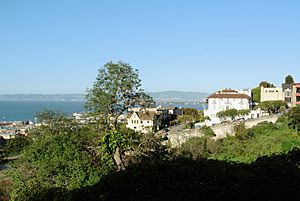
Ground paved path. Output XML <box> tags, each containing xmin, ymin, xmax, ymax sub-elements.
<box><xmin>167</xmin><ymin>115</ymin><xmax>279</xmax><ymax>147</ymax></box>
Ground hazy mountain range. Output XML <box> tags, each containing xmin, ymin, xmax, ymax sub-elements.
<box><xmin>148</xmin><ymin>91</ymin><xmax>209</xmax><ymax>102</ymax></box>
<box><xmin>0</xmin><ymin>91</ymin><xmax>210</xmax><ymax>102</ymax></box>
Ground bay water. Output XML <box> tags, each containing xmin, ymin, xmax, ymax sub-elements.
<box><xmin>0</xmin><ymin>101</ymin><xmax>207</xmax><ymax>122</ymax></box>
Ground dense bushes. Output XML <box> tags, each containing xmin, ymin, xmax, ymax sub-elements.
<box><xmin>50</xmin><ymin>150</ymin><xmax>300</xmax><ymax>201</ymax></box>
<box><xmin>4</xmin><ymin>106</ymin><xmax>300</xmax><ymax>200</ymax></box>
<box><xmin>3</xmin><ymin>135</ymin><xmax>32</xmax><ymax>157</ymax></box>
<box><xmin>8</xmin><ymin>125</ymin><xmax>109</xmax><ymax>201</ymax></box>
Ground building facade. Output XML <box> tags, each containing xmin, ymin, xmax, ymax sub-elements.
<box><xmin>291</xmin><ymin>83</ymin><xmax>300</xmax><ymax>107</ymax></box>
<box><xmin>126</xmin><ymin>111</ymin><xmax>159</xmax><ymax>133</ymax></box>
<box><xmin>282</xmin><ymin>84</ymin><xmax>292</xmax><ymax>107</ymax></box>
<box><xmin>260</xmin><ymin>86</ymin><xmax>284</xmax><ymax>102</ymax></box>
<box><xmin>204</xmin><ymin>89</ymin><xmax>252</xmax><ymax>124</ymax></box>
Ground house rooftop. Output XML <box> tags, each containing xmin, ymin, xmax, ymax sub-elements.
<box><xmin>127</xmin><ymin>111</ymin><xmax>157</xmax><ymax>120</ymax></box>
<box><xmin>207</xmin><ymin>93</ymin><xmax>251</xmax><ymax>100</ymax></box>
<box><xmin>221</xmin><ymin>89</ymin><xmax>238</xmax><ymax>93</ymax></box>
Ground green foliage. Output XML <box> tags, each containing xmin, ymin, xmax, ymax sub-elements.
<box><xmin>36</xmin><ymin>109</ymin><xmax>66</xmax><ymax>124</ymax></box>
<box><xmin>234</xmin><ymin>122</ymin><xmax>248</xmax><ymax>140</ymax></box>
<box><xmin>85</xmin><ymin>61</ymin><xmax>154</xmax><ymax>126</ymax></box>
<box><xmin>217</xmin><ymin>109</ymin><xmax>238</xmax><ymax>121</ymax></box>
<box><xmin>287</xmin><ymin>105</ymin><xmax>300</xmax><ymax>131</ymax></box>
<box><xmin>200</xmin><ymin>126</ymin><xmax>216</xmax><ymax>137</ymax></box>
<box><xmin>285</xmin><ymin>75</ymin><xmax>295</xmax><ymax>84</ymax></box>
<box><xmin>178</xmin><ymin>115</ymin><xmax>194</xmax><ymax>124</ymax></box>
<box><xmin>252</xmin><ymin>86</ymin><xmax>261</xmax><ymax>103</ymax></box>
<box><xmin>178</xmin><ymin>110</ymin><xmax>208</xmax><ymax>125</ymax></box>
<box><xmin>247</xmin><ymin>121</ymin><xmax>278</xmax><ymax>136</ymax></box>
<box><xmin>3</xmin><ymin>135</ymin><xmax>32</xmax><ymax>157</ymax></box>
<box><xmin>98</xmin><ymin>127</ymin><xmax>135</xmax><ymax>168</ymax></box>
<box><xmin>176</xmin><ymin>137</ymin><xmax>208</xmax><ymax>159</ymax></box>
<box><xmin>215</xmin><ymin>121</ymin><xmax>300</xmax><ymax>163</ymax></box>
<box><xmin>9</xmin><ymin>124</ymin><xmax>109</xmax><ymax>201</ymax></box>
<box><xmin>73</xmin><ymin>150</ymin><xmax>300</xmax><ymax>201</ymax></box>
<box><xmin>259</xmin><ymin>81</ymin><xmax>275</xmax><ymax>88</ymax></box>
<box><xmin>252</xmin><ymin>81</ymin><xmax>275</xmax><ymax>104</ymax></box>
<box><xmin>255</xmin><ymin>100</ymin><xmax>287</xmax><ymax>114</ymax></box>
<box><xmin>238</xmin><ymin>109</ymin><xmax>250</xmax><ymax>116</ymax></box>
<box><xmin>182</xmin><ymin>108</ymin><xmax>198</xmax><ymax>115</ymax></box>
<box><xmin>133</xmin><ymin>132</ymin><xmax>170</xmax><ymax>162</ymax></box>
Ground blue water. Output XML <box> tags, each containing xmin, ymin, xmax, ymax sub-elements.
<box><xmin>159</xmin><ymin>103</ymin><xmax>207</xmax><ymax>110</ymax></box>
<box><xmin>0</xmin><ymin>101</ymin><xmax>207</xmax><ymax>122</ymax></box>
<box><xmin>0</xmin><ymin>101</ymin><xmax>85</xmax><ymax>121</ymax></box>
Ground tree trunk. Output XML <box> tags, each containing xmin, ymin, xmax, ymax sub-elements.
<box><xmin>114</xmin><ymin>147</ymin><xmax>125</xmax><ymax>170</ymax></box>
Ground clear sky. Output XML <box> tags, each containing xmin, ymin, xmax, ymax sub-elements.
<box><xmin>0</xmin><ymin>0</ymin><xmax>300</xmax><ymax>94</ymax></box>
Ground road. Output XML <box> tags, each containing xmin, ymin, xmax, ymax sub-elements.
<box><xmin>167</xmin><ymin>115</ymin><xmax>279</xmax><ymax>147</ymax></box>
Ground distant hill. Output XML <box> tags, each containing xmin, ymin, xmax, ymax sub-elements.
<box><xmin>148</xmin><ymin>91</ymin><xmax>210</xmax><ymax>103</ymax></box>
<box><xmin>0</xmin><ymin>94</ymin><xmax>84</xmax><ymax>102</ymax></box>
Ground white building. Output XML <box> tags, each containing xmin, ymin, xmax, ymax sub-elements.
<box><xmin>204</xmin><ymin>89</ymin><xmax>252</xmax><ymax>124</ymax></box>
<box><xmin>126</xmin><ymin>110</ymin><xmax>159</xmax><ymax>133</ymax></box>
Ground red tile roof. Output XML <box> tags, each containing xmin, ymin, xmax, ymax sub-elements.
<box><xmin>207</xmin><ymin>93</ymin><xmax>251</xmax><ymax>99</ymax></box>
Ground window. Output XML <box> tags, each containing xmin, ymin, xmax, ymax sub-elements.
<box><xmin>141</xmin><ymin>121</ymin><xmax>143</xmax><ymax>124</ymax></box>
<box><xmin>132</xmin><ymin>120</ymin><xmax>133</xmax><ymax>124</ymax></box>
<box><xmin>147</xmin><ymin>121</ymin><xmax>150</xmax><ymax>123</ymax></box>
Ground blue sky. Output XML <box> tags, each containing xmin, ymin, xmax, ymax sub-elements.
<box><xmin>0</xmin><ymin>0</ymin><xmax>300</xmax><ymax>94</ymax></box>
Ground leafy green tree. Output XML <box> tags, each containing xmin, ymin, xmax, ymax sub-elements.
<box><xmin>285</xmin><ymin>75</ymin><xmax>295</xmax><ymax>84</ymax></box>
<box><xmin>259</xmin><ymin>81</ymin><xmax>275</xmax><ymax>88</ymax></box>
<box><xmin>132</xmin><ymin>132</ymin><xmax>170</xmax><ymax>162</ymax></box>
<box><xmin>217</xmin><ymin>109</ymin><xmax>238</xmax><ymax>121</ymax></box>
<box><xmin>182</xmin><ymin>108</ymin><xmax>198</xmax><ymax>115</ymax></box>
<box><xmin>237</xmin><ymin>109</ymin><xmax>250</xmax><ymax>116</ymax></box>
<box><xmin>234</xmin><ymin>122</ymin><xmax>248</xmax><ymax>140</ymax></box>
<box><xmin>36</xmin><ymin>109</ymin><xmax>66</xmax><ymax>125</ymax></box>
<box><xmin>255</xmin><ymin>100</ymin><xmax>286</xmax><ymax>114</ymax></box>
<box><xmin>85</xmin><ymin>61</ymin><xmax>155</xmax><ymax>170</ymax></box>
<box><xmin>287</xmin><ymin>105</ymin><xmax>300</xmax><ymax>131</ymax></box>
<box><xmin>85</xmin><ymin>61</ymin><xmax>154</xmax><ymax>126</ymax></box>
<box><xmin>195</xmin><ymin>111</ymin><xmax>210</xmax><ymax>123</ymax></box>
<box><xmin>252</xmin><ymin>86</ymin><xmax>261</xmax><ymax>103</ymax></box>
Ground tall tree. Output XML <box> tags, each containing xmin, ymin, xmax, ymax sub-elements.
<box><xmin>85</xmin><ymin>61</ymin><xmax>154</xmax><ymax>126</ymax></box>
<box><xmin>255</xmin><ymin>100</ymin><xmax>286</xmax><ymax>114</ymax></box>
<box><xmin>259</xmin><ymin>81</ymin><xmax>275</xmax><ymax>88</ymax></box>
<box><xmin>85</xmin><ymin>61</ymin><xmax>155</xmax><ymax>169</ymax></box>
<box><xmin>252</xmin><ymin>86</ymin><xmax>261</xmax><ymax>103</ymax></box>
<box><xmin>285</xmin><ymin>75</ymin><xmax>295</xmax><ymax>84</ymax></box>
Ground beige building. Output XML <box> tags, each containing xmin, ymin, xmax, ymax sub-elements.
<box><xmin>260</xmin><ymin>86</ymin><xmax>284</xmax><ymax>102</ymax></box>
<box><xmin>126</xmin><ymin>110</ymin><xmax>159</xmax><ymax>133</ymax></box>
